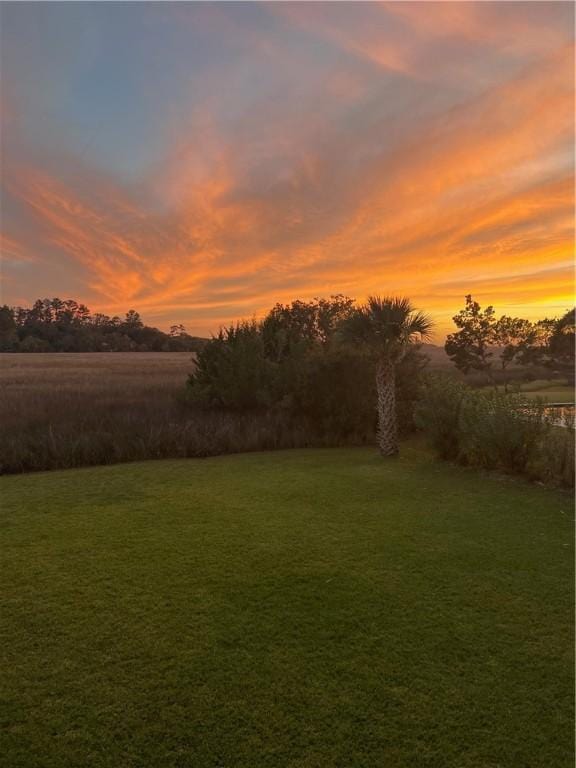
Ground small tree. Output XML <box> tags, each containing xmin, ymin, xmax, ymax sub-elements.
<box><xmin>123</xmin><ymin>309</ymin><xmax>143</xmax><ymax>329</ymax></box>
<box><xmin>446</xmin><ymin>297</ymin><xmax>576</xmax><ymax>389</ymax></box>
<box><xmin>445</xmin><ymin>296</ymin><xmax>540</xmax><ymax>389</ymax></box>
<box><xmin>547</xmin><ymin>309</ymin><xmax>575</xmax><ymax>383</ymax></box>
<box><xmin>445</xmin><ymin>295</ymin><xmax>497</xmax><ymax>385</ymax></box>
<box><xmin>493</xmin><ymin>315</ymin><xmax>536</xmax><ymax>391</ymax></box>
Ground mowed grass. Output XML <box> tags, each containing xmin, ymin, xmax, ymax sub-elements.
<box><xmin>524</xmin><ymin>387</ymin><xmax>574</xmax><ymax>403</ymax></box>
<box><xmin>1</xmin><ymin>446</ymin><xmax>573</xmax><ymax>767</ymax></box>
<box><xmin>514</xmin><ymin>379</ymin><xmax>574</xmax><ymax>404</ymax></box>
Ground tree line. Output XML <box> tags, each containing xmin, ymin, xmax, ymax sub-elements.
<box><xmin>188</xmin><ymin>295</ymin><xmax>432</xmax><ymax>456</ymax></box>
<box><xmin>0</xmin><ymin>298</ymin><xmax>207</xmax><ymax>353</ymax></box>
<box><xmin>188</xmin><ymin>293</ymin><xmax>574</xmax><ymax>457</ymax></box>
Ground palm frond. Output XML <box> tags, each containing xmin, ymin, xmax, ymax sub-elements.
<box><xmin>341</xmin><ymin>295</ymin><xmax>434</xmax><ymax>353</ymax></box>
<box><xmin>407</xmin><ymin>311</ymin><xmax>434</xmax><ymax>342</ymax></box>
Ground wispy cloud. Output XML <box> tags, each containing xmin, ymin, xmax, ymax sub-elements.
<box><xmin>1</xmin><ymin>2</ymin><xmax>573</xmax><ymax>336</ymax></box>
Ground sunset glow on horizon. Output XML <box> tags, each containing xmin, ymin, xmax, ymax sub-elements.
<box><xmin>1</xmin><ymin>1</ymin><xmax>574</xmax><ymax>339</ymax></box>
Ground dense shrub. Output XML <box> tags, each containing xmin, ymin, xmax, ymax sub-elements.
<box><xmin>395</xmin><ymin>347</ymin><xmax>430</xmax><ymax>435</ymax></box>
<box><xmin>186</xmin><ymin>321</ymin><xmax>278</xmax><ymax>410</ymax></box>
<box><xmin>529</xmin><ymin>413</ymin><xmax>575</xmax><ymax>488</ymax></box>
<box><xmin>413</xmin><ymin>376</ymin><xmax>467</xmax><ymax>459</ymax></box>
<box><xmin>416</xmin><ymin>376</ymin><xmax>574</xmax><ymax>487</ymax></box>
<box><xmin>289</xmin><ymin>347</ymin><xmax>376</xmax><ymax>440</ymax></box>
<box><xmin>459</xmin><ymin>390</ymin><xmax>548</xmax><ymax>473</ymax></box>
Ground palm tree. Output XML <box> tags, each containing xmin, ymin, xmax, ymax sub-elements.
<box><xmin>340</xmin><ymin>296</ymin><xmax>433</xmax><ymax>456</ymax></box>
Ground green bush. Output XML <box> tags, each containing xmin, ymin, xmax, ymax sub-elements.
<box><xmin>290</xmin><ymin>347</ymin><xmax>376</xmax><ymax>441</ymax></box>
<box><xmin>414</xmin><ymin>376</ymin><xmax>467</xmax><ymax>459</ymax></box>
<box><xmin>416</xmin><ymin>376</ymin><xmax>573</xmax><ymax>487</ymax></box>
<box><xmin>187</xmin><ymin>321</ymin><xmax>278</xmax><ymax>410</ymax></box>
<box><xmin>459</xmin><ymin>391</ymin><xmax>548</xmax><ymax>474</ymax></box>
<box><xmin>529</xmin><ymin>416</ymin><xmax>575</xmax><ymax>489</ymax></box>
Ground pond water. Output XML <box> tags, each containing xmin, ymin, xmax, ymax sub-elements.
<box><xmin>543</xmin><ymin>404</ymin><xmax>575</xmax><ymax>428</ymax></box>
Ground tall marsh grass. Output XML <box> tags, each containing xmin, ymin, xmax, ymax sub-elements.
<box><xmin>0</xmin><ymin>352</ymin><xmax>373</xmax><ymax>474</ymax></box>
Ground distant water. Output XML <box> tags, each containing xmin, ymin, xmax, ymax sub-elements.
<box><xmin>543</xmin><ymin>404</ymin><xmax>575</xmax><ymax>428</ymax></box>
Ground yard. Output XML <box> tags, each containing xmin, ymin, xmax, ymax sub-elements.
<box><xmin>1</xmin><ymin>445</ymin><xmax>573</xmax><ymax>767</ymax></box>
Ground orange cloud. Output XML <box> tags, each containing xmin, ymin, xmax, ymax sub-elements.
<box><xmin>1</xmin><ymin>11</ymin><xmax>573</xmax><ymax>339</ymax></box>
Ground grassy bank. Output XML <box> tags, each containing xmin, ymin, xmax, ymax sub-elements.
<box><xmin>1</xmin><ymin>446</ymin><xmax>573</xmax><ymax>767</ymax></box>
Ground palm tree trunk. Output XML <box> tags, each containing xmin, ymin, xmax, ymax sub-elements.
<box><xmin>375</xmin><ymin>357</ymin><xmax>398</xmax><ymax>456</ymax></box>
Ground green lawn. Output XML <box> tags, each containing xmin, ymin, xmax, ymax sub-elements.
<box><xmin>523</xmin><ymin>387</ymin><xmax>574</xmax><ymax>403</ymax></box>
<box><xmin>511</xmin><ymin>379</ymin><xmax>575</xmax><ymax>403</ymax></box>
<box><xmin>1</xmin><ymin>446</ymin><xmax>573</xmax><ymax>767</ymax></box>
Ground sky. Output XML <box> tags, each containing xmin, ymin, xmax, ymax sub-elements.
<box><xmin>1</xmin><ymin>1</ymin><xmax>574</xmax><ymax>339</ymax></box>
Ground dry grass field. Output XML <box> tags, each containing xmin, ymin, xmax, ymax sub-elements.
<box><xmin>0</xmin><ymin>352</ymin><xmax>335</xmax><ymax>474</ymax></box>
<box><xmin>0</xmin><ymin>353</ymin><xmax>190</xmax><ymax>472</ymax></box>
<box><xmin>1</xmin><ymin>351</ymin><xmax>196</xmax><ymax>394</ymax></box>
<box><xmin>1</xmin><ymin>352</ymin><xmax>196</xmax><ymax>442</ymax></box>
